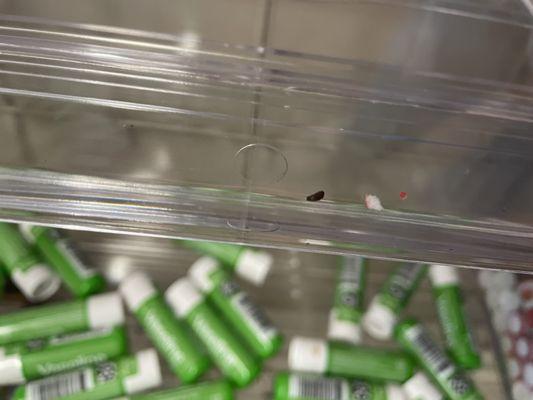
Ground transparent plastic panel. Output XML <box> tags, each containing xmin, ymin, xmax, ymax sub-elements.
<box><xmin>0</xmin><ymin>2</ymin><xmax>532</xmax><ymax>271</ymax></box>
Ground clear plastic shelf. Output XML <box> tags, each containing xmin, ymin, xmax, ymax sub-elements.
<box><xmin>0</xmin><ymin>2</ymin><xmax>532</xmax><ymax>271</ymax></box>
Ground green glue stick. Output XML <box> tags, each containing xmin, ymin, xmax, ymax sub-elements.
<box><xmin>180</xmin><ymin>240</ymin><xmax>272</xmax><ymax>285</ymax></box>
<box><xmin>328</xmin><ymin>256</ymin><xmax>367</xmax><ymax>344</ymax></box>
<box><xmin>288</xmin><ymin>337</ymin><xmax>414</xmax><ymax>382</ymax></box>
<box><xmin>363</xmin><ymin>263</ymin><xmax>427</xmax><ymax>340</ymax></box>
<box><xmin>274</xmin><ymin>372</ymin><xmax>406</xmax><ymax>400</ymax></box>
<box><xmin>395</xmin><ymin>319</ymin><xmax>483</xmax><ymax>400</ymax></box>
<box><xmin>116</xmin><ymin>380</ymin><xmax>235</xmax><ymax>400</ymax></box>
<box><xmin>20</xmin><ymin>224</ymin><xmax>105</xmax><ymax>298</ymax></box>
<box><xmin>119</xmin><ymin>272</ymin><xmax>209</xmax><ymax>383</ymax></box>
<box><xmin>0</xmin><ymin>222</ymin><xmax>60</xmax><ymax>302</ymax></box>
<box><xmin>403</xmin><ymin>372</ymin><xmax>444</xmax><ymax>400</ymax></box>
<box><xmin>12</xmin><ymin>348</ymin><xmax>162</xmax><ymax>400</ymax></box>
<box><xmin>189</xmin><ymin>256</ymin><xmax>282</xmax><ymax>359</ymax></box>
<box><xmin>0</xmin><ymin>327</ymin><xmax>127</xmax><ymax>384</ymax></box>
<box><xmin>429</xmin><ymin>265</ymin><xmax>481</xmax><ymax>370</ymax></box>
<box><xmin>0</xmin><ymin>292</ymin><xmax>125</xmax><ymax>345</ymax></box>
<box><xmin>165</xmin><ymin>277</ymin><xmax>260</xmax><ymax>387</ymax></box>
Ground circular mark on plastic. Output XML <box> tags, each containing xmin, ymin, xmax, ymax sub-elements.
<box><xmin>234</xmin><ymin>143</ymin><xmax>288</xmax><ymax>184</ymax></box>
<box><xmin>227</xmin><ymin>219</ymin><xmax>279</xmax><ymax>232</ymax></box>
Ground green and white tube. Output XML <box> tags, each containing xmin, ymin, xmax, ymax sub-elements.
<box><xmin>0</xmin><ymin>327</ymin><xmax>127</xmax><ymax>384</ymax></box>
<box><xmin>165</xmin><ymin>277</ymin><xmax>260</xmax><ymax>387</ymax></box>
<box><xmin>119</xmin><ymin>272</ymin><xmax>210</xmax><ymax>383</ymax></box>
<box><xmin>180</xmin><ymin>240</ymin><xmax>272</xmax><ymax>286</ymax></box>
<box><xmin>274</xmin><ymin>372</ymin><xmax>406</xmax><ymax>400</ymax></box>
<box><xmin>363</xmin><ymin>263</ymin><xmax>427</xmax><ymax>340</ymax></box>
<box><xmin>20</xmin><ymin>224</ymin><xmax>105</xmax><ymax>298</ymax></box>
<box><xmin>0</xmin><ymin>291</ymin><xmax>124</xmax><ymax>345</ymax></box>
<box><xmin>429</xmin><ymin>265</ymin><xmax>481</xmax><ymax>370</ymax></box>
<box><xmin>403</xmin><ymin>372</ymin><xmax>444</xmax><ymax>400</ymax></box>
<box><xmin>328</xmin><ymin>256</ymin><xmax>367</xmax><ymax>344</ymax></box>
<box><xmin>12</xmin><ymin>348</ymin><xmax>162</xmax><ymax>400</ymax></box>
<box><xmin>115</xmin><ymin>380</ymin><xmax>235</xmax><ymax>400</ymax></box>
<box><xmin>0</xmin><ymin>222</ymin><xmax>60</xmax><ymax>302</ymax></box>
<box><xmin>189</xmin><ymin>256</ymin><xmax>282</xmax><ymax>359</ymax></box>
<box><xmin>395</xmin><ymin>319</ymin><xmax>483</xmax><ymax>400</ymax></box>
<box><xmin>288</xmin><ymin>337</ymin><xmax>414</xmax><ymax>382</ymax></box>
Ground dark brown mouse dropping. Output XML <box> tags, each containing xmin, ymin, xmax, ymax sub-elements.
<box><xmin>306</xmin><ymin>190</ymin><xmax>325</xmax><ymax>202</ymax></box>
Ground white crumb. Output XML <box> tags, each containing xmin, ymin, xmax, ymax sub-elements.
<box><xmin>365</xmin><ymin>194</ymin><xmax>384</xmax><ymax>211</ymax></box>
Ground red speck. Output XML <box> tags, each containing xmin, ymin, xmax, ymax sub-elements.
<box><xmin>399</xmin><ymin>191</ymin><xmax>408</xmax><ymax>200</ymax></box>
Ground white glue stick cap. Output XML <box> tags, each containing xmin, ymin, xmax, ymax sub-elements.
<box><xmin>403</xmin><ymin>372</ymin><xmax>443</xmax><ymax>400</ymax></box>
<box><xmin>119</xmin><ymin>272</ymin><xmax>157</xmax><ymax>312</ymax></box>
<box><xmin>188</xmin><ymin>256</ymin><xmax>220</xmax><ymax>293</ymax></box>
<box><xmin>18</xmin><ymin>224</ymin><xmax>36</xmax><ymax>243</ymax></box>
<box><xmin>0</xmin><ymin>354</ymin><xmax>24</xmax><ymax>385</ymax></box>
<box><xmin>512</xmin><ymin>382</ymin><xmax>531</xmax><ymax>400</ymax></box>
<box><xmin>327</xmin><ymin>310</ymin><xmax>361</xmax><ymax>344</ymax></box>
<box><xmin>123</xmin><ymin>349</ymin><xmax>162</xmax><ymax>394</ymax></box>
<box><xmin>490</xmin><ymin>271</ymin><xmax>516</xmax><ymax>290</ymax></box>
<box><xmin>288</xmin><ymin>337</ymin><xmax>328</xmax><ymax>374</ymax></box>
<box><xmin>524</xmin><ymin>363</ymin><xmax>533</xmax><ymax>387</ymax></box>
<box><xmin>386</xmin><ymin>384</ymin><xmax>407</xmax><ymax>400</ymax></box>
<box><xmin>87</xmin><ymin>292</ymin><xmax>125</xmax><ymax>329</ymax></box>
<box><xmin>498</xmin><ymin>291</ymin><xmax>520</xmax><ymax>314</ymax></box>
<box><xmin>11</xmin><ymin>264</ymin><xmax>61</xmax><ymax>302</ymax></box>
<box><xmin>165</xmin><ymin>277</ymin><xmax>203</xmax><ymax>318</ymax></box>
<box><xmin>235</xmin><ymin>250</ymin><xmax>272</xmax><ymax>286</ymax></box>
<box><xmin>363</xmin><ymin>298</ymin><xmax>397</xmax><ymax>340</ymax></box>
<box><xmin>428</xmin><ymin>265</ymin><xmax>458</xmax><ymax>287</ymax></box>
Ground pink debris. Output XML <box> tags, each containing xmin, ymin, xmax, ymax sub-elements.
<box><xmin>400</xmin><ymin>191</ymin><xmax>408</xmax><ymax>200</ymax></box>
<box><xmin>365</xmin><ymin>194</ymin><xmax>384</xmax><ymax>211</ymax></box>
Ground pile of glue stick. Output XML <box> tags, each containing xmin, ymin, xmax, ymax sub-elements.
<box><xmin>479</xmin><ymin>270</ymin><xmax>532</xmax><ymax>400</ymax></box>
<box><xmin>280</xmin><ymin>257</ymin><xmax>484</xmax><ymax>400</ymax></box>
<box><xmin>0</xmin><ymin>221</ymin><xmax>498</xmax><ymax>400</ymax></box>
<box><xmin>0</xmin><ymin>223</ymin><xmax>278</xmax><ymax>400</ymax></box>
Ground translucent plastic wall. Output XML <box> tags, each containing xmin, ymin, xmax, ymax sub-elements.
<box><xmin>0</xmin><ymin>0</ymin><xmax>533</xmax><ymax>271</ymax></box>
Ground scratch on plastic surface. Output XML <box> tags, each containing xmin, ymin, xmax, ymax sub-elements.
<box><xmin>365</xmin><ymin>194</ymin><xmax>384</xmax><ymax>211</ymax></box>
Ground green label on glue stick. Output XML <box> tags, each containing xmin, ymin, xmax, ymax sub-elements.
<box><xmin>179</xmin><ymin>240</ymin><xmax>272</xmax><ymax>286</ymax></box>
<box><xmin>395</xmin><ymin>319</ymin><xmax>483</xmax><ymax>400</ymax></box>
<box><xmin>165</xmin><ymin>278</ymin><xmax>260</xmax><ymax>387</ymax></box>
<box><xmin>288</xmin><ymin>337</ymin><xmax>414</xmax><ymax>383</ymax></box>
<box><xmin>0</xmin><ymin>222</ymin><xmax>60</xmax><ymax>302</ymax></box>
<box><xmin>20</xmin><ymin>224</ymin><xmax>105</xmax><ymax>298</ymax></box>
<box><xmin>0</xmin><ymin>330</ymin><xmax>117</xmax><ymax>359</ymax></box>
<box><xmin>328</xmin><ymin>256</ymin><xmax>367</xmax><ymax>344</ymax></box>
<box><xmin>0</xmin><ymin>292</ymin><xmax>125</xmax><ymax>345</ymax></box>
<box><xmin>429</xmin><ymin>265</ymin><xmax>481</xmax><ymax>370</ymax></box>
<box><xmin>12</xmin><ymin>349</ymin><xmax>162</xmax><ymax>400</ymax></box>
<box><xmin>119</xmin><ymin>272</ymin><xmax>209</xmax><ymax>383</ymax></box>
<box><xmin>0</xmin><ymin>327</ymin><xmax>128</xmax><ymax>384</ymax></box>
<box><xmin>189</xmin><ymin>257</ymin><xmax>282</xmax><ymax>359</ymax></box>
<box><xmin>363</xmin><ymin>263</ymin><xmax>427</xmax><ymax>340</ymax></box>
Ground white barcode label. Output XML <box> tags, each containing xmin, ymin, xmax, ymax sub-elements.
<box><xmin>57</xmin><ymin>239</ymin><xmax>96</xmax><ymax>278</ymax></box>
<box><xmin>407</xmin><ymin>326</ymin><xmax>454</xmax><ymax>378</ymax></box>
<box><xmin>233</xmin><ymin>292</ymin><xmax>277</xmax><ymax>342</ymax></box>
<box><xmin>27</xmin><ymin>368</ymin><xmax>94</xmax><ymax>400</ymax></box>
<box><xmin>289</xmin><ymin>375</ymin><xmax>348</xmax><ymax>400</ymax></box>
